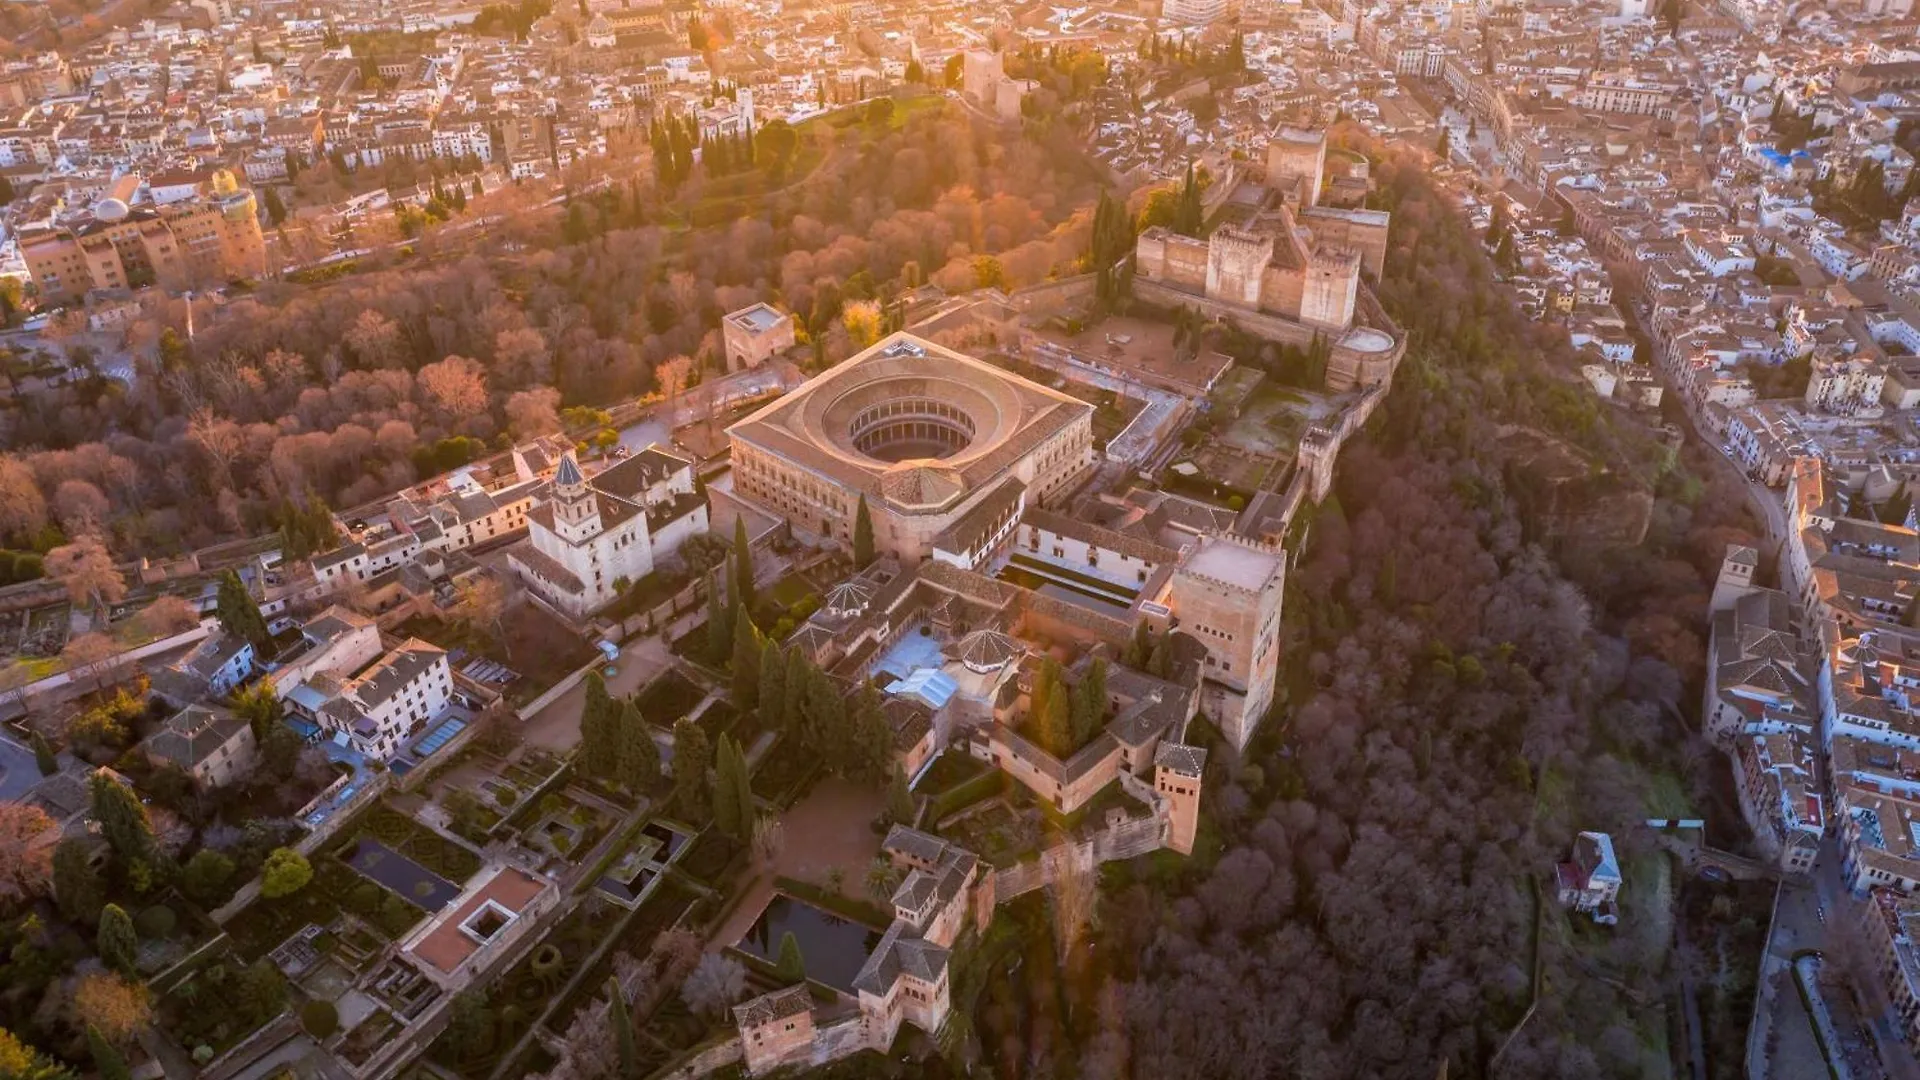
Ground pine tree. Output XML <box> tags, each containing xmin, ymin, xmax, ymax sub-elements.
<box><xmin>88</xmin><ymin>1024</ymin><xmax>130</xmax><ymax>1080</ymax></box>
<box><xmin>88</xmin><ymin>774</ymin><xmax>154</xmax><ymax>865</ymax></box>
<box><xmin>617</xmin><ymin>701</ymin><xmax>659</xmax><ymax>792</ymax></box>
<box><xmin>885</xmin><ymin>765</ymin><xmax>914</xmax><ymax>825</ymax></box>
<box><xmin>853</xmin><ymin>495</ymin><xmax>875</xmax><ymax>569</ymax></box>
<box><xmin>671</xmin><ymin>717</ymin><xmax>711</xmax><ymax>819</ymax></box>
<box><xmin>759</xmin><ymin>640</ymin><xmax>787</xmax><ymax>731</ymax></box>
<box><xmin>732</xmin><ymin>517</ymin><xmax>756</xmax><ymax>609</ymax></box>
<box><xmin>732</xmin><ymin>616</ymin><xmax>762</xmax><ymax>710</ymax></box>
<box><xmin>96</xmin><ymin>903</ymin><xmax>137</xmax><ymax>975</ymax></box>
<box><xmin>216</xmin><ymin>570</ymin><xmax>270</xmax><ymax>650</ymax></box>
<box><xmin>775</xmin><ymin>930</ymin><xmax>805</xmax><ymax>984</ymax></box>
<box><xmin>581</xmin><ymin>672</ymin><xmax>617</xmax><ymax>778</ymax></box>
<box><xmin>609</xmin><ymin>977</ymin><xmax>638</xmax><ymax>1079</ymax></box>
<box><xmin>32</xmin><ymin>731</ymin><xmax>55</xmax><ymax>776</ymax></box>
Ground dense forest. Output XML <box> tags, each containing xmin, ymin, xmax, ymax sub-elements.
<box><xmin>0</xmin><ymin>101</ymin><xmax>1102</xmax><ymax>557</ymax></box>
<box><xmin>956</xmin><ymin>146</ymin><xmax>1758</xmax><ymax>1079</ymax></box>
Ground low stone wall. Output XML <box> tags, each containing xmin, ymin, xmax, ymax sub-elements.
<box><xmin>200</xmin><ymin>1014</ymin><xmax>301</xmax><ymax>1080</ymax></box>
<box><xmin>647</xmin><ymin>1034</ymin><xmax>744</xmax><ymax>1080</ymax></box>
<box><xmin>808</xmin><ymin>1015</ymin><xmax>878</xmax><ymax>1067</ymax></box>
<box><xmin>995</xmin><ymin>811</ymin><xmax>1168</xmax><ymax>902</ymax></box>
<box><xmin>607</xmin><ymin>580</ymin><xmax>704</xmax><ymax>641</ymax></box>
<box><xmin>515</xmin><ymin>656</ymin><xmax>601</xmax><ymax>721</ymax></box>
<box><xmin>4</xmin><ymin>619</ymin><xmax>215</xmax><ymax>712</ymax></box>
<box><xmin>1007</xmin><ymin>274</ymin><xmax>1098</xmax><ymax>316</ymax></box>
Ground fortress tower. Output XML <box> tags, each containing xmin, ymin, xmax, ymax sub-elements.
<box><xmin>1155</xmin><ymin>743</ymin><xmax>1208</xmax><ymax>855</ymax></box>
<box><xmin>1299</xmin><ymin>247</ymin><xmax>1362</xmax><ymax>329</ymax></box>
<box><xmin>1205</xmin><ymin>225</ymin><xmax>1273</xmax><ymax>309</ymax></box>
<box><xmin>1265</xmin><ymin>128</ymin><xmax>1327</xmax><ymax>208</ymax></box>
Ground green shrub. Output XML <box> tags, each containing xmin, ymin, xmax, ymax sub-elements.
<box><xmin>529</xmin><ymin>943</ymin><xmax>562</xmax><ymax>976</ymax></box>
<box><xmin>134</xmin><ymin>904</ymin><xmax>177</xmax><ymax>939</ymax></box>
<box><xmin>300</xmin><ymin>1000</ymin><xmax>339</xmax><ymax>1038</ymax></box>
<box><xmin>347</xmin><ymin>882</ymin><xmax>382</xmax><ymax>914</ymax></box>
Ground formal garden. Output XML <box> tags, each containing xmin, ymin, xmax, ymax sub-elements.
<box><xmin>223</xmin><ymin>802</ymin><xmax>482</xmax><ymax>960</ymax></box>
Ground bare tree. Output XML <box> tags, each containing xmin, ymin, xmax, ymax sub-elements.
<box><xmin>453</xmin><ymin>576</ymin><xmax>514</xmax><ymax>652</ymax></box>
<box><xmin>505</xmin><ymin>387</ymin><xmax>563</xmax><ymax>439</ymax></box>
<box><xmin>680</xmin><ymin>953</ymin><xmax>747</xmax><ymax>1018</ymax></box>
<box><xmin>60</xmin><ymin>632</ymin><xmax>122</xmax><ymax>692</ymax></box>
<box><xmin>418</xmin><ymin>355</ymin><xmax>490</xmax><ymax>427</ymax></box>
<box><xmin>132</xmin><ymin>595</ymin><xmax>200</xmax><ymax>639</ymax></box>
<box><xmin>45</xmin><ymin>535</ymin><xmax>126</xmax><ymax>614</ymax></box>
<box><xmin>0</xmin><ymin>454</ymin><xmax>47</xmax><ymax>540</ymax></box>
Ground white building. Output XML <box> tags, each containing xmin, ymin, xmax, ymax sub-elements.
<box><xmin>509</xmin><ymin>449</ymin><xmax>708</xmax><ymax>619</ymax></box>
<box><xmin>289</xmin><ymin>638</ymin><xmax>452</xmax><ymax>760</ymax></box>
<box><xmin>1162</xmin><ymin>0</ymin><xmax>1226</xmax><ymax>24</ymax></box>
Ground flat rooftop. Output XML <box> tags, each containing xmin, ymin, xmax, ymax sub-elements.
<box><xmin>1182</xmin><ymin>538</ymin><xmax>1281</xmax><ymax>592</ymax></box>
<box><xmin>728</xmin><ymin>303</ymin><xmax>788</xmax><ymax>333</ymax></box>
<box><xmin>408</xmin><ymin>866</ymin><xmax>546</xmax><ymax>975</ymax></box>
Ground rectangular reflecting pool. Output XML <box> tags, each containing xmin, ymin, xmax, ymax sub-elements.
<box><xmin>340</xmin><ymin>838</ymin><xmax>461</xmax><ymax>912</ymax></box>
<box><xmin>732</xmin><ymin>894</ymin><xmax>884</xmax><ymax>993</ymax></box>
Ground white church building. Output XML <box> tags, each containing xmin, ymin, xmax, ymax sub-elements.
<box><xmin>508</xmin><ymin>447</ymin><xmax>709</xmax><ymax>619</ymax></box>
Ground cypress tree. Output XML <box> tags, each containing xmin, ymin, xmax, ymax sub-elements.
<box><xmin>732</xmin><ymin>616</ymin><xmax>762</xmax><ymax>710</ymax></box>
<box><xmin>671</xmin><ymin>717</ymin><xmax>711</xmax><ymax>819</ymax></box>
<box><xmin>731</xmin><ymin>736</ymin><xmax>756</xmax><ymax>837</ymax></box>
<box><xmin>96</xmin><ymin>903</ymin><xmax>138</xmax><ymax>975</ymax></box>
<box><xmin>1071</xmin><ymin>658</ymin><xmax>1107</xmax><ymax>748</ymax></box>
<box><xmin>582</xmin><ymin>672</ymin><xmax>617</xmax><ymax>777</ymax></box>
<box><xmin>53</xmin><ymin>837</ymin><xmax>105</xmax><ymax>923</ymax></box>
<box><xmin>1125</xmin><ymin>620</ymin><xmax>1152</xmax><ymax>668</ymax></box>
<box><xmin>1040</xmin><ymin>685</ymin><xmax>1071</xmax><ymax>757</ymax></box>
<box><xmin>885</xmin><ymin>765</ymin><xmax>914</xmax><ymax>825</ymax></box>
<box><xmin>88</xmin><ymin>1024</ymin><xmax>130</xmax><ymax>1080</ymax></box>
<box><xmin>705</xmin><ymin>573</ymin><xmax>732</xmax><ymax>664</ymax></box>
<box><xmin>712</xmin><ymin>735</ymin><xmax>742</xmax><ymax>838</ymax></box>
<box><xmin>849</xmin><ymin>686</ymin><xmax>891</xmax><ymax>783</ymax></box>
<box><xmin>617</xmin><ymin>700</ymin><xmax>659</xmax><ymax>792</ymax></box>
<box><xmin>88</xmin><ymin>774</ymin><xmax>154</xmax><ymax>865</ymax></box>
<box><xmin>853</xmin><ymin>495</ymin><xmax>875</xmax><ymax>569</ymax></box>
<box><xmin>759</xmin><ymin>640</ymin><xmax>787</xmax><ymax>730</ymax></box>
<box><xmin>31</xmin><ymin>731</ymin><xmax>56</xmax><ymax>776</ymax></box>
<box><xmin>216</xmin><ymin>569</ymin><xmax>270</xmax><ymax>650</ymax></box>
<box><xmin>732</xmin><ymin>517</ymin><xmax>756</xmax><ymax>609</ymax></box>
<box><xmin>609</xmin><ymin>977</ymin><xmax>638</xmax><ymax>1079</ymax></box>
<box><xmin>775</xmin><ymin>930</ymin><xmax>805</xmax><ymax>984</ymax></box>
<box><xmin>785</xmin><ymin>648</ymin><xmax>812</xmax><ymax>741</ymax></box>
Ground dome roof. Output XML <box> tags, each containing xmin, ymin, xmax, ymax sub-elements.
<box><xmin>823</xmin><ymin>579</ymin><xmax>875</xmax><ymax>616</ymax></box>
<box><xmin>93</xmin><ymin>197</ymin><xmax>129</xmax><ymax>222</ymax></box>
<box><xmin>953</xmin><ymin>628</ymin><xmax>1022</xmax><ymax>673</ymax></box>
